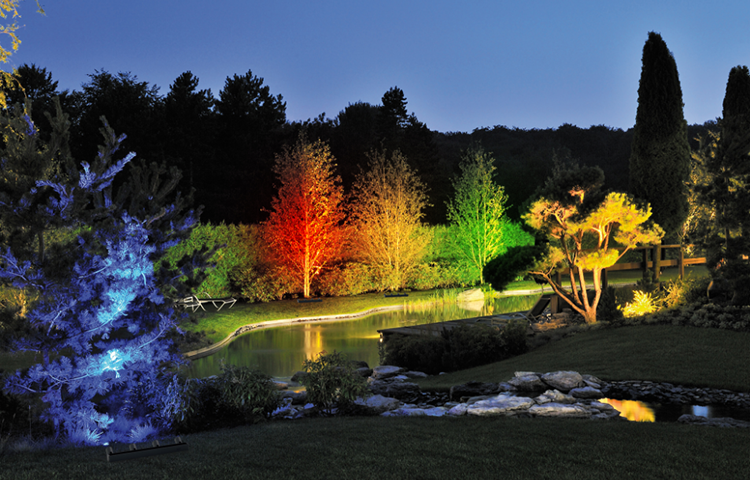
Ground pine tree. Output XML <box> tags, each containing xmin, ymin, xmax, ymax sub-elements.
<box><xmin>1</xmin><ymin>106</ymin><xmax>202</xmax><ymax>445</ymax></box>
<box><xmin>691</xmin><ymin>65</ymin><xmax>750</xmax><ymax>303</ymax></box>
<box><xmin>629</xmin><ymin>32</ymin><xmax>690</xmax><ymax>240</ymax></box>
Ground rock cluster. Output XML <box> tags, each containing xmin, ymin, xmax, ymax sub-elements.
<box><xmin>273</xmin><ymin>367</ymin><xmax>750</xmax><ymax>425</ymax></box>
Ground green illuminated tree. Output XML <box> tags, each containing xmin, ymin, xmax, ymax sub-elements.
<box><xmin>629</xmin><ymin>32</ymin><xmax>690</xmax><ymax>240</ymax></box>
<box><xmin>446</xmin><ymin>146</ymin><xmax>509</xmax><ymax>284</ymax></box>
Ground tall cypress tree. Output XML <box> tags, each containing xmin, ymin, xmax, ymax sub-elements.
<box><xmin>629</xmin><ymin>32</ymin><xmax>690</xmax><ymax>240</ymax></box>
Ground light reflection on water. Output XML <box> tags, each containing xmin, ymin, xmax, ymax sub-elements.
<box><xmin>599</xmin><ymin>398</ymin><xmax>750</xmax><ymax>422</ymax></box>
<box><xmin>186</xmin><ymin>294</ymin><xmax>539</xmax><ymax>379</ymax></box>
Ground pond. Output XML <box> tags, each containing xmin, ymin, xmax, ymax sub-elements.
<box><xmin>600</xmin><ymin>398</ymin><xmax>750</xmax><ymax>423</ymax></box>
<box><xmin>186</xmin><ymin>293</ymin><xmax>540</xmax><ymax>379</ymax></box>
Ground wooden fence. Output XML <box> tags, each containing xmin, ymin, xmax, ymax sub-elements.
<box><xmin>555</xmin><ymin>244</ymin><xmax>707</xmax><ymax>288</ymax></box>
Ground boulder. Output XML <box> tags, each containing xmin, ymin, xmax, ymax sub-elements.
<box><xmin>534</xmin><ymin>389</ymin><xmax>577</xmax><ymax>404</ymax></box>
<box><xmin>281</xmin><ymin>390</ymin><xmax>308</xmax><ymax>405</ymax></box>
<box><xmin>354</xmin><ymin>367</ymin><xmax>373</xmax><ymax>378</ymax></box>
<box><xmin>368</xmin><ymin>380</ymin><xmax>421</xmax><ymax>400</ymax></box>
<box><xmin>677</xmin><ymin>414</ymin><xmax>750</xmax><ymax>428</ymax></box>
<box><xmin>466</xmin><ymin>394</ymin><xmax>536</xmax><ymax>416</ymax></box>
<box><xmin>507</xmin><ymin>374</ymin><xmax>547</xmax><ymax>392</ymax></box>
<box><xmin>541</xmin><ymin>371</ymin><xmax>583</xmax><ymax>392</ymax></box>
<box><xmin>528</xmin><ymin>403</ymin><xmax>591</xmax><ymax>418</ymax></box>
<box><xmin>371</xmin><ymin>365</ymin><xmax>404</xmax><ymax>380</ymax></box>
<box><xmin>404</xmin><ymin>370</ymin><xmax>429</xmax><ymax>379</ymax></box>
<box><xmin>446</xmin><ymin>404</ymin><xmax>469</xmax><ymax>416</ymax></box>
<box><xmin>569</xmin><ymin>386</ymin><xmax>603</xmax><ymax>399</ymax></box>
<box><xmin>291</xmin><ymin>371</ymin><xmax>308</xmax><ymax>383</ymax></box>
<box><xmin>450</xmin><ymin>381</ymin><xmax>501</xmax><ymax>401</ymax></box>
<box><xmin>355</xmin><ymin>394</ymin><xmax>401</xmax><ymax>414</ymax></box>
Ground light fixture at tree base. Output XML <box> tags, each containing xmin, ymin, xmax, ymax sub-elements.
<box><xmin>105</xmin><ymin>437</ymin><xmax>188</xmax><ymax>462</ymax></box>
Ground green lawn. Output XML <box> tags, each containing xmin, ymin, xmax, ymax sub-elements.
<box><xmin>3</xmin><ymin>284</ymin><xmax>749</xmax><ymax>479</ymax></box>
<box><xmin>417</xmin><ymin>324</ymin><xmax>750</xmax><ymax>392</ymax></box>
<box><xmin>2</xmin><ymin>415</ymin><xmax>748</xmax><ymax>479</ymax></box>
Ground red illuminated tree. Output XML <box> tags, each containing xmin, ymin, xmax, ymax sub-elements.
<box><xmin>263</xmin><ymin>136</ymin><xmax>346</xmax><ymax>297</ymax></box>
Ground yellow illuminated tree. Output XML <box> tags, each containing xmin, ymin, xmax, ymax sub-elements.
<box><xmin>263</xmin><ymin>136</ymin><xmax>346</xmax><ymax>298</ymax></box>
<box><xmin>0</xmin><ymin>1</ymin><xmax>44</xmax><ymax>108</ymax></box>
<box><xmin>524</xmin><ymin>163</ymin><xmax>663</xmax><ymax>323</ymax></box>
<box><xmin>349</xmin><ymin>150</ymin><xmax>431</xmax><ymax>291</ymax></box>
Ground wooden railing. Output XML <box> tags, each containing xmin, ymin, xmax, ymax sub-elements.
<box><xmin>555</xmin><ymin>244</ymin><xmax>707</xmax><ymax>287</ymax></box>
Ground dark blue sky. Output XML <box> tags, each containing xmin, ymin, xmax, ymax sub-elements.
<box><xmin>8</xmin><ymin>0</ymin><xmax>750</xmax><ymax>132</ymax></box>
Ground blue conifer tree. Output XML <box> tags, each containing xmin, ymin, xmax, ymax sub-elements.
<box><xmin>1</xmin><ymin>102</ymin><xmax>201</xmax><ymax>445</ymax></box>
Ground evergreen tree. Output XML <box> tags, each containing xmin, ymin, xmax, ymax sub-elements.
<box><xmin>629</xmin><ymin>32</ymin><xmax>690</xmax><ymax>239</ymax></box>
<box><xmin>691</xmin><ymin>65</ymin><xmax>750</xmax><ymax>304</ymax></box>
<box><xmin>1</xmin><ymin>107</ymin><xmax>202</xmax><ymax>445</ymax></box>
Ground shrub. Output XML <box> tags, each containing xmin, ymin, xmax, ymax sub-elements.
<box><xmin>443</xmin><ymin>323</ymin><xmax>507</xmax><ymax>370</ymax></box>
<box><xmin>500</xmin><ymin>319</ymin><xmax>529</xmax><ymax>356</ymax></box>
<box><xmin>214</xmin><ymin>363</ymin><xmax>281</xmax><ymax>421</ymax></box>
<box><xmin>301</xmin><ymin>351</ymin><xmax>369</xmax><ymax>413</ymax></box>
<box><xmin>314</xmin><ymin>262</ymin><xmax>377</xmax><ymax>297</ymax></box>
<box><xmin>379</xmin><ymin>333</ymin><xmax>447</xmax><ymax>375</ymax></box>
<box><xmin>619</xmin><ymin>290</ymin><xmax>660</xmax><ymax>318</ymax></box>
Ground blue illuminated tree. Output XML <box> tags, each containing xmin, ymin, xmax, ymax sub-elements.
<box><xmin>1</xmin><ymin>103</ymin><xmax>200</xmax><ymax>445</ymax></box>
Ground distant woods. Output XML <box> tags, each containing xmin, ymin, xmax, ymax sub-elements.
<box><xmin>7</xmin><ymin>63</ymin><xmax>713</xmax><ymax>226</ymax></box>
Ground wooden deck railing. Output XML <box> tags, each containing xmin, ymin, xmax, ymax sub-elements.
<box><xmin>555</xmin><ymin>244</ymin><xmax>707</xmax><ymax>287</ymax></box>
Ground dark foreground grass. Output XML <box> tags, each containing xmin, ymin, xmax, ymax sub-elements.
<box><xmin>418</xmin><ymin>325</ymin><xmax>750</xmax><ymax>392</ymax></box>
<box><xmin>2</xmin><ymin>416</ymin><xmax>748</xmax><ymax>480</ymax></box>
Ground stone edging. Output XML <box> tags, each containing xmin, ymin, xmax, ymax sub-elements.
<box><xmin>183</xmin><ymin>305</ymin><xmax>405</xmax><ymax>360</ymax></box>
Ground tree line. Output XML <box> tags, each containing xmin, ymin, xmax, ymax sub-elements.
<box><xmin>7</xmin><ymin>64</ymin><xmax>715</xmax><ymax>227</ymax></box>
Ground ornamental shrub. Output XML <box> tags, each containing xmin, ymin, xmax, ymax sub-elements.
<box><xmin>215</xmin><ymin>363</ymin><xmax>280</xmax><ymax>421</ymax></box>
<box><xmin>301</xmin><ymin>351</ymin><xmax>369</xmax><ymax>413</ymax></box>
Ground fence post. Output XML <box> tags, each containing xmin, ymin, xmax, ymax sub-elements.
<box><xmin>642</xmin><ymin>248</ymin><xmax>648</xmax><ymax>278</ymax></box>
<box><xmin>654</xmin><ymin>244</ymin><xmax>662</xmax><ymax>281</ymax></box>
<box><xmin>679</xmin><ymin>246</ymin><xmax>685</xmax><ymax>279</ymax></box>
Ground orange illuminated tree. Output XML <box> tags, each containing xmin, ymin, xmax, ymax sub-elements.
<box><xmin>263</xmin><ymin>136</ymin><xmax>346</xmax><ymax>298</ymax></box>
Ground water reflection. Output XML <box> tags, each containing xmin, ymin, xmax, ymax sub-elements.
<box><xmin>186</xmin><ymin>294</ymin><xmax>539</xmax><ymax>379</ymax></box>
<box><xmin>599</xmin><ymin>398</ymin><xmax>655</xmax><ymax>422</ymax></box>
<box><xmin>599</xmin><ymin>399</ymin><xmax>750</xmax><ymax>422</ymax></box>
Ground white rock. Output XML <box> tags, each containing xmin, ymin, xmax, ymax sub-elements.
<box><xmin>446</xmin><ymin>404</ymin><xmax>469</xmax><ymax>416</ymax></box>
<box><xmin>528</xmin><ymin>402</ymin><xmax>591</xmax><ymax>418</ymax></box>
<box><xmin>541</xmin><ymin>371</ymin><xmax>583</xmax><ymax>392</ymax></box>
<box><xmin>467</xmin><ymin>395</ymin><xmax>536</xmax><ymax>416</ymax></box>
<box><xmin>535</xmin><ymin>389</ymin><xmax>577</xmax><ymax>404</ymax></box>
<box><xmin>355</xmin><ymin>394</ymin><xmax>401</xmax><ymax>413</ymax></box>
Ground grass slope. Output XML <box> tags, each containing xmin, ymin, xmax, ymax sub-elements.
<box><xmin>418</xmin><ymin>325</ymin><xmax>750</xmax><ymax>392</ymax></box>
<box><xmin>1</xmin><ymin>417</ymin><xmax>748</xmax><ymax>479</ymax></box>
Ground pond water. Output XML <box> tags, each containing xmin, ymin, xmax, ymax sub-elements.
<box><xmin>600</xmin><ymin>398</ymin><xmax>750</xmax><ymax>423</ymax></box>
<box><xmin>186</xmin><ymin>294</ymin><xmax>540</xmax><ymax>379</ymax></box>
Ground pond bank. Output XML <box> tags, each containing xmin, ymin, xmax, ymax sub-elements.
<box><xmin>183</xmin><ymin>305</ymin><xmax>405</xmax><ymax>360</ymax></box>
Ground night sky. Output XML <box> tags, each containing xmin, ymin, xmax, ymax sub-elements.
<box><xmin>9</xmin><ymin>0</ymin><xmax>750</xmax><ymax>132</ymax></box>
